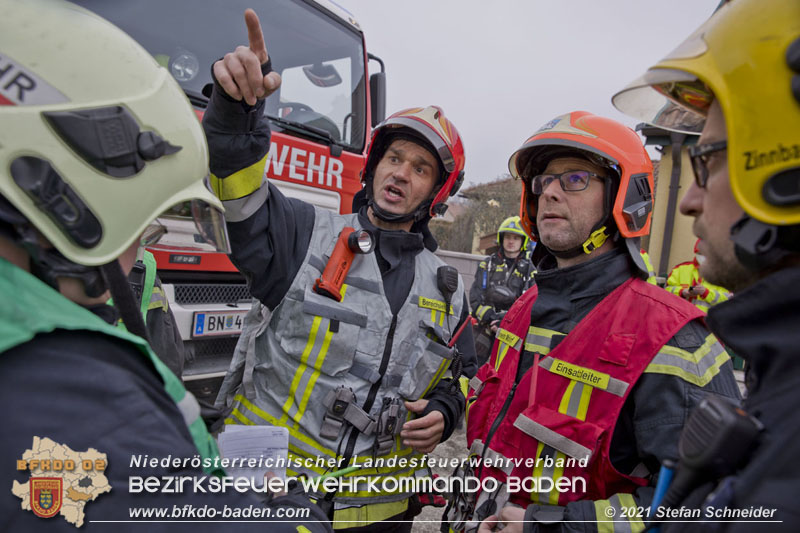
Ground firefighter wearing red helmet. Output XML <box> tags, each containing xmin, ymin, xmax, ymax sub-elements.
<box><xmin>203</xmin><ymin>10</ymin><xmax>476</xmax><ymax>531</ymax></box>
<box><xmin>449</xmin><ymin>112</ymin><xmax>740</xmax><ymax>533</ymax></box>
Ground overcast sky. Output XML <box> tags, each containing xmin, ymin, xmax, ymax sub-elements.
<box><xmin>334</xmin><ymin>0</ymin><xmax>719</xmax><ymax>187</ymax></box>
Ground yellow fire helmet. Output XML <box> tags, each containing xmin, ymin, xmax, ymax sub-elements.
<box><xmin>612</xmin><ymin>0</ymin><xmax>800</xmax><ymax>227</ymax></box>
<box><xmin>0</xmin><ymin>0</ymin><xmax>229</xmax><ymax>266</ymax></box>
<box><xmin>496</xmin><ymin>216</ymin><xmax>529</xmax><ymax>249</ymax></box>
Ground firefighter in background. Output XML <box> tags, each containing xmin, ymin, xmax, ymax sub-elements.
<box><xmin>0</xmin><ymin>2</ymin><xmax>328</xmax><ymax>529</ymax></box>
<box><xmin>614</xmin><ymin>0</ymin><xmax>800</xmax><ymax>527</ymax></box>
<box><xmin>470</xmin><ymin>216</ymin><xmax>535</xmax><ymax>365</ymax></box>
<box><xmin>205</xmin><ymin>10</ymin><xmax>476</xmax><ymax>530</ymax></box>
<box><xmin>666</xmin><ymin>239</ymin><xmax>731</xmax><ymax>313</ymax></box>
<box><xmin>454</xmin><ymin>111</ymin><xmax>740</xmax><ymax>533</ymax></box>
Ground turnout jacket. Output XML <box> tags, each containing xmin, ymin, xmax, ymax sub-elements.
<box><xmin>663</xmin><ymin>266</ymin><xmax>800</xmax><ymax>532</ymax></box>
<box><xmin>0</xmin><ymin>258</ymin><xmax>330</xmax><ymax>532</ymax></box>
<box><xmin>665</xmin><ymin>261</ymin><xmax>731</xmax><ymax>313</ymax></box>
<box><xmin>203</xmin><ymin>86</ymin><xmax>475</xmax><ymax>522</ymax></box>
<box><xmin>469</xmin><ymin>251</ymin><xmax>535</xmax><ymax>324</ymax></box>
<box><xmin>460</xmin><ymin>250</ymin><xmax>741</xmax><ymax>533</ymax></box>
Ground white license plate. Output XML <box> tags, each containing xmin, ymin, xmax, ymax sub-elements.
<box><xmin>192</xmin><ymin>310</ymin><xmax>247</xmax><ymax>338</ymax></box>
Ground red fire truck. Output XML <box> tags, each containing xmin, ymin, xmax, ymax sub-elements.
<box><xmin>76</xmin><ymin>0</ymin><xmax>386</xmax><ymax>402</ymax></box>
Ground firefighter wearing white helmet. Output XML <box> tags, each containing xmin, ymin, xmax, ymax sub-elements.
<box><xmin>0</xmin><ymin>1</ymin><xmax>328</xmax><ymax>529</ymax></box>
<box><xmin>469</xmin><ymin>216</ymin><xmax>535</xmax><ymax>365</ymax></box>
<box><xmin>614</xmin><ymin>0</ymin><xmax>800</xmax><ymax>528</ymax></box>
<box><xmin>203</xmin><ymin>9</ymin><xmax>476</xmax><ymax>529</ymax></box>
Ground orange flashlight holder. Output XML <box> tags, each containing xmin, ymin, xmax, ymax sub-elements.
<box><xmin>314</xmin><ymin>227</ymin><xmax>374</xmax><ymax>301</ymax></box>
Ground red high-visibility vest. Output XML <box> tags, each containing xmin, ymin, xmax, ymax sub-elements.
<box><xmin>466</xmin><ymin>277</ymin><xmax>704</xmax><ymax>507</ymax></box>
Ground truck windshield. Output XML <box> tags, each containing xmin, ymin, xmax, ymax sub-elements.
<box><xmin>75</xmin><ymin>0</ymin><xmax>367</xmax><ymax>152</ymax></box>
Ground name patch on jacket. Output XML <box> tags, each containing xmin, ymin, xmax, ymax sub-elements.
<box><xmin>548</xmin><ymin>359</ymin><xmax>610</xmax><ymax>389</ymax></box>
<box><xmin>496</xmin><ymin>329</ymin><xmax>521</xmax><ymax>349</ymax></box>
<box><xmin>418</xmin><ymin>297</ymin><xmax>454</xmax><ymax>314</ymax></box>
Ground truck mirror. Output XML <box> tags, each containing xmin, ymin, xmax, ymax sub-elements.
<box><xmin>370</xmin><ymin>72</ymin><xmax>386</xmax><ymax>128</ymax></box>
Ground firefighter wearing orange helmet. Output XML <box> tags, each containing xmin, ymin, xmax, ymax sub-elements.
<box><xmin>448</xmin><ymin>112</ymin><xmax>740</xmax><ymax>533</ymax></box>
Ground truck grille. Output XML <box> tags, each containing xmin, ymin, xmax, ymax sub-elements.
<box><xmin>184</xmin><ymin>336</ymin><xmax>239</xmax><ymax>371</ymax></box>
<box><xmin>174</xmin><ymin>283</ymin><xmax>251</xmax><ymax>305</ymax></box>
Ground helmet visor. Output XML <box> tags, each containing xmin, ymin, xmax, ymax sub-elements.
<box><xmin>145</xmin><ymin>199</ymin><xmax>231</xmax><ymax>254</ymax></box>
<box><xmin>612</xmin><ymin>68</ymin><xmax>711</xmax><ymax>134</ymax></box>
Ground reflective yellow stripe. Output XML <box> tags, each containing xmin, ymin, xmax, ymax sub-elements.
<box><xmin>280</xmin><ymin>316</ymin><xmax>324</xmax><ymax>424</ymax></box>
<box><xmin>530</xmin><ymin>441</ymin><xmax>546</xmax><ymax>503</ymax></box>
<box><xmin>558</xmin><ymin>380</ymin><xmax>577</xmax><ymax>414</ymax></box>
<box><xmin>297</xmin><ymin>527</ymin><xmax>312</xmax><ymax>533</ymax></box>
<box><xmin>147</xmin><ymin>286</ymin><xmax>169</xmax><ymax>312</ymax></box>
<box><xmin>293</xmin><ymin>322</ymin><xmax>335</xmax><ymax>430</ymax></box>
<box><xmin>209</xmin><ymin>154</ymin><xmax>268</xmax><ymax>201</ymax></box>
<box><xmin>644</xmin><ymin>334</ymin><xmax>730</xmax><ymax>387</ymax></box>
<box><xmin>419</xmin><ymin>353</ymin><xmax>451</xmax><ymax>399</ymax></box>
<box><xmin>459</xmin><ymin>376</ymin><xmax>469</xmax><ymax>397</ymax></box>
<box><xmin>232</xmin><ymin>395</ymin><xmax>337</xmax><ymax>458</ymax></box>
<box><xmin>548</xmin><ymin>451</ymin><xmax>566</xmax><ymax>505</ymax></box>
<box><xmin>595</xmin><ymin>499</ymin><xmax>615</xmax><ymax>533</ymax></box>
<box><xmin>618</xmin><ymin>493</ymin><xmax>645</xmax><ymax>532</ymax></box>
<box><xmin>495</xmin><ymin>342</ymin><xmax>512</xmax><ymax>371</ymax></box>
<box><xmin>524</xmin><ymin>326</ymin><xmax>560</xmax><ymax>355</ymax></box>
<box><xmin>226</xmin><ymin>409</ymin><xmax>254</xmax><ymax>425</ymax></box>
<box><xmin>332</xmin><ymin>499</ymin><xmax>409</xmax><ymax>529</ymax></box>
<box><xmin>577</xmin><ymin>383</ymin><xmax>592</xmax><ymax>420</ymax></box>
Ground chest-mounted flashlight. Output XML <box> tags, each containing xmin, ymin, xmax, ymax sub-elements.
<box><xmin>314</xmin><ymin>227</ymin><xmax>375</xmax><ymax>301</ymax></box>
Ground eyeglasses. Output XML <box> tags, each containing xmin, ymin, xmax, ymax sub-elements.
<box><xmin>530</xmin><ymin>170</ymin><xmax>604</xmax><ymax>195</ymax></box>
<box><xmin>688</xmin><ymin>140</ymin><xmax>727</xmax><ymax>189</ymax></box>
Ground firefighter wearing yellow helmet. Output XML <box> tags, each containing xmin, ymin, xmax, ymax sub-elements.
<box><xmin>614</xmin><ymin>0</ymin><xmax>800</xmax><ymax>527</ymax></box>
<box><xmin>469</xmin><ymin>216</ymin><xmax>535</xmax><ymax>365</ymax></box>
<box><xmin>0</xmin><ymin>0</ymin><xmax>327</xmax><ymax>528</ymax></box>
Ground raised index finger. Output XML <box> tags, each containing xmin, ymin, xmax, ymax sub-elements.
<box><xmin>244</xmin><ymin>8</ymin><xmax>268</xmax><ymax>64</ymax></box>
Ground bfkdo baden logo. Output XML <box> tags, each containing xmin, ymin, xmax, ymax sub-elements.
<box><xmin>12</xmin><ymin>437</ymin><xmax>110</xmax><ymax>528</ymax></box>
<box><xmin>31</xmin><ymin>477</ymin><xmax>63</xmax><ymax>518</ymax></box>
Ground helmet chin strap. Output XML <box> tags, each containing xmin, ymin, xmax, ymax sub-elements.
<box><xmin>731</xmin><ymin>215</ymin><xmax>800</xmax><ymax>273</ymax></box>
<box><xmin>10</xmin><ymin>220</ymin><xmax>149</xmax><ymax>339</ymax></box>
<box><xmin>543</xmin><ymin>224</ymin><xmax>611</xmax><ymax>260</ymax></box>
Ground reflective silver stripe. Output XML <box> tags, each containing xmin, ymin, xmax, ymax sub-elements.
<box><xmin>469</xmin><ymin>439</ymin><xmax>485</xmax><ymax>456</ymax></box>
<box><xmin>648</xmin><ymin>340</ymin><xmax>727</xmax><ymax>379</ymax></box>
<box><xmin>344</xmin><ymin>276</ymin><xmax>382</xmax><ymax>294</ymax></box>
<box><xmin>538</xmin><ymin>357</ymin><xmax>629</xmax><ymax>397</ymax></box>
<box><xmin>148</xmin><ymin>286</ymin><xmax>169</xmax><ymax>312</ymax></box>
<box><xmin>524</xmin><ymin>331</ymin><xmax>554</xmax><ymax>353</ymax></box>
<box><xmin>482</xmin><ymin>446</ymin><xmax>514</xmax><ymax>476</ymax></box>
<box><xmin>176</xmin><ymin>391</ymin><xmax>202</xmax><ymax>428</ymax></box>
<box><xmin>565</xmin><ymin>381</ymin><xmax>587</xmax><ymax>418</ymax></box>
<box><xmin>309</xmin><ymin>255</ymin><xmax>326</xmax><ymax>272</ymax></box>
<box><xmin>469</xmin><ymin>375</ymin><xmax>483</xmax><ymax>392</ymax></box>
<box><xmin>513</xmin><ymin>414</ymin><xmax>592</xmax><ymax>462</ymax></box>
<box><xmin>302</xmin><ymin>300</ymin><xmax>368</xmax><ymax>327</ymax></box>
<box><xmin>468</xmin><ymin>439</ymin><xmax>514</xmax><ymax>476</ymax></box>
<box><xmin>221</xmin><ymin>180</ymin><xmax>269</xmax><ymax>222</ymax></box>
<box><xmin>348</xmin><ymin>362</ymin><xmax>382</xmax><ymax>384</ymax></box>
